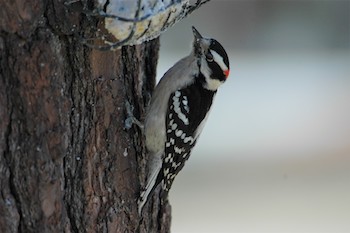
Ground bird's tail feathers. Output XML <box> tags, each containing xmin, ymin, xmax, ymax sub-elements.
<box><xmin>138</xmin><ymin>152</ymin><xmax>163</xmax><ymax>214</ymax></box>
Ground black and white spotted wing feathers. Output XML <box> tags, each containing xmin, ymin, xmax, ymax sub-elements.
<box><xmin>162</xmin><ymin>90</ymin><xmax>195</xmax><ymax>192</ymax></box>
<box><xmin>161</xmin><ymin>80</ymin><xmax>215</xmax><ymax>194</ymax></box>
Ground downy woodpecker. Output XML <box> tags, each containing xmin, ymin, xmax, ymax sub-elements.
<box><xmin>138</xmin><ymin>26</ymin><xmax>230</xmax><ymax>214</ymax></box>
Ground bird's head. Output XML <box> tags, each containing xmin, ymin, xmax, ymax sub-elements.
<box><xmin>192</xmin><ymin>26</ymin><xmax>230</xmax><ymax>91</ymax></box>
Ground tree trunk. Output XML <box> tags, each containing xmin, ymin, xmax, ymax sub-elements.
<box><xmin>0</xmin><ymin>0</ymin><xmax>170</xmax><ymax>232</ymax></box>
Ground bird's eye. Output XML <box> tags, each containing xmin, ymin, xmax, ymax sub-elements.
<box><xmin>206</xmin><ymin>53</ymin><xmax>213</xmax><ymax>62</ymax></box>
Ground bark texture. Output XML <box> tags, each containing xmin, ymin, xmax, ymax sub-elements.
<box><xmin>0</xmin><ymin>0</ymin><xmax>170</xmax><ymax>232</ymax></box>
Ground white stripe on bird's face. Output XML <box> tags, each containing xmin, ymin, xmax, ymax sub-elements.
<box><xmin>199</xmin><ymin>51</ymin><xmax>225</xmax><ymax>91</ymax></box>
<box><xmin>210</xmin><ymin>50</ymin><xmax>229</xmax><ymax>75</ymax></box>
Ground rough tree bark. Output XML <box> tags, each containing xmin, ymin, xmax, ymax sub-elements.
<box><xmin>0</xmin><ymin>0</ymin><xmax>170</xmax><ymax>232</ymax></box>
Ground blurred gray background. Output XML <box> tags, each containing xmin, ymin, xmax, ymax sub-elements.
<box><xmin>156</xmin><ymin>1</ymin><xmax>350</xmax><ymax>232</ymax></box>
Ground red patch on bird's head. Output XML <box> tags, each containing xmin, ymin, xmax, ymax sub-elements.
<box><xmin>224</xmin><ymin>69</ymin><xmax>230</xmax><ymax>78</ymax></box>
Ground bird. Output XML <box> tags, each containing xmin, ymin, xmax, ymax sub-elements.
<box><xmin>138</xmin><ymin>26</ymin><xmax>230</xmax><ymax>214</ymax></box>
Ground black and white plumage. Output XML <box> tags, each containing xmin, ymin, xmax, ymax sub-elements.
<box><xmin>138</xmin><ymin>26</ymin><xmax>230</xmax><ymax>214</ymax></box>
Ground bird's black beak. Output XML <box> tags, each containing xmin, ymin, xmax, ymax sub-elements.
<box><xmin>192</xmin><ymin>26</ymin><xmax>203</xmax><ymax>59</ymax></box>
<box><xmin>192</xmin><ymin>26</ymin><xmax>203</xmax><ymax>41</ymax></box>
